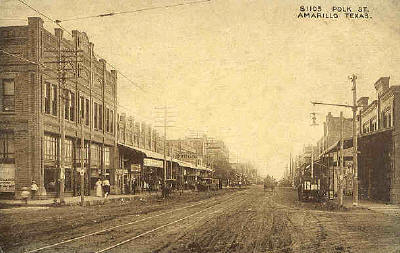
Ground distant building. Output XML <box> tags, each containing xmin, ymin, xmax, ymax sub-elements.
<box><xmin>317</xmin><ymin>112</ymin><xmax>353</xmax><ymax>197</ymax></box>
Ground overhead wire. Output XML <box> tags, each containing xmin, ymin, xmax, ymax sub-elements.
<box><xmin>15</xmin><ymin>0</ymin><xmax>154</xmax><ymax>98</ymax></box>
<box><xmin>0</xmin><ymin>48</ymin><xmax>154</xmax><ymax>123</ymax></box>
<box><xmin>58</xmin><ymin>0</ymin><xmax>211</xmax><ymax>22</ymax></box>
<box><xmin>12</xmin><ymin>0</ymin><xmax>210</xmax><ymax>135</ymax></box>
<box><xmin>0</xmin><ymin>48</ymin><xmax>59</xmax><ymax>80</ymax></box>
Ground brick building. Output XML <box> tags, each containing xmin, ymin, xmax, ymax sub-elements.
<box><xmin>357</xmin><ymin>77</ymin><xmax>399</xmax><ymax>203</ymax></box>
<box><xmin>314</xmin><ymin>77</ymin><xmax>400</xmax><ymax>204</ymax></box>
<box><xmin>317</xmin><ymin>112</ymin><xmax>354</xmax><ymax>197</ymax></box>
<box><xmin>0</xmin><ymin>17</ymin><xmax>118</xmax><ymax>198</ymax></box>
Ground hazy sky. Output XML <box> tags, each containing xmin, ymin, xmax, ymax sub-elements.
<box><xmin>1</xmin><ymin>0</ymin><xmax>399</xmax><ymax>178</ymax></box>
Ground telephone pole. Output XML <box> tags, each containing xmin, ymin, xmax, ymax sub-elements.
<box><xmin>49</xmin><ymin>29</ymin><xmax>82</xmax><ymax>204</ymax></box>
<box><xmin>311</xmin><ymin>74</ymin><xmax>360</xmax><ymax>206</ymax></box>
<box><xmin>153</xmin><ymin>105</ymin><xmax>175</xmax><ymax>186</ymax></box>
<box><xmin>350</xmin><ymin>74</ymin><xmax>359</xmax><ymax>206</ymax></box>
<box><xmin>310</xmin><ymin>112</ymin><xmax>318</xmax><ymax>180</ymax></box>
<box><xmin>338</xmin><ymin>111</ymin><xmax>344</xmax><ymax>206</ymax></box>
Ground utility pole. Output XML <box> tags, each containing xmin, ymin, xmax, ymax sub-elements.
<box><xmin>338</xmin><ymin>111</ymin><xmax>344</xmax><ymax>206</ymax></box>
<box><xmin>310</xmin><ymin>112</ymin><xmax>318</xmax><ymax>180</ymax></box>
<box><xmin>311</xmin><ymin>74</ymin><xmax>361</xmax><ymax>206</ymax></box>
<box><xmin>153</xmin><ymin>105</ymin><xmax>176</xmax><ymax>187</ymax></box>
<box><xmin>350</xmin><ymin>74</ymin><xmax>359</xmax><ymax>206</ymax></box>
<box><xmin>56</xmin><ymin>29</ymin><xmax>65</xmax><ymax>204</ymax></box>
<box><xmin>80</xmin><ymin>115</ymin><xmax>85</xmax><ymax>206</ymax></box>
<box><xmin>163</xmin><ymin>106</ymin><xmax>167</xmax><ymax>184</ymax></box>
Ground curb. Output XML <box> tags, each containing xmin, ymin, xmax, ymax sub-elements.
<box><xmin>0</xmin><ymin>193</ymin><xmax>159</xmax><ymax>208</ymax></box>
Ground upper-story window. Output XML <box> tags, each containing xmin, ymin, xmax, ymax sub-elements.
<box><xmin>45</xmin><ymin>83</ymin><xmax>58</xmax><ymax>116</ymax></box>
<box><xmin>105</xmin><ymin>108</ymin><xmax>110</xmax><ymax>133</ymax></box>
<box><xmin>93</xmin><ymin>102</ymin><xmax>98</xmax><ymax>129</ymax></box>
<box><xmin>44</xmin><ymin>82</ymin><xmax>51</xmax><ymax>114</ymax></box>
<box><xmin>70</xmin><ymin>91</ymin><xmax>75</xmax><ymax>122</ymax></box>
<box><xmin>110</xmin><ymin>110</ymin><xmax>114</xmax><ymax>134</ymax></box>
<box><xmin>85</xmin><ymin>98</ymin><xmax>90</xmax><ymax>126</ymax></box>
<box><xmin>63</xmin><ymin>90</ymin><xmax>75</xmax><ymax>122</ymax></box>
<box><xmin>52</xmin><ymin>85</ymin><xmax>57</xmax><ymax>116</ymax></box>
<box><xmin>79</xmin><ymin>96</ymin><xmax>85</xmax><ymax>123</ymax></box>
<box><xmin>99</xmin><ymin>104</ymin><xmax>103</xmax><ymax>130</ymax></box>
<box><xmin>1</xmin><ymin>79</ymin><xmax>15</xmax><ymax>112</ymax></box>
<box><xmin>369</xmin><ymin>116</ymin><xmax>377</xmax><ymax>132</ymax></box>
<box><xmin>362</xmin><ymin>122</ymin><xmax>369</xmax><ymax>134</ymax></box>
<box><xmin>383</xmin><ymin>107</ymin><xmax>392</xmax><ymax>128</ymax></box>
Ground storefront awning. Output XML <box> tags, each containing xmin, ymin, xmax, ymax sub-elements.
<box><xmin>118</xmin><ymin>143</ymin><xmax>213</xmax><ymax>172</ymax></box>
<box><xmin>318</xmin><ymin>129</ymin><xmax>393</xmax><ymax>159</ymax></box>
<box><xmin>175</xmin><ymin>160</ymin><xmax>194</xmax><ymax>168</ymax></box>
<box><xmin>197</xmin><ymin>166</ymin><xmax>213</xmax><ymax>172</ymax></box>
<box><xmin>118</xmin><ymin>143</ymin><xmax>168</xmax><ymax>160</ymax></box>
<box><xmin>319</xmin><ymin>137</ymin><xmax>353</xmax><ymax>157</ymax></box>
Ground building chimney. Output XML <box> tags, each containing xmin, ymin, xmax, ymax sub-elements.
<box><xmin>374</xmin><ymin>77</ymin><xmax>390</xmax><ymax>98</ymax></box>
<box><xmin>357</xmin><ymin>97</ymin><xmax>369</xmax><ymax>107</ymax></box>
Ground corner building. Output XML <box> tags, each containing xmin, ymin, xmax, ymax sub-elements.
<box><xmin>0</xmin><ymin>17</ymin><xmax>118</xmax><ymax>198</ymax></box>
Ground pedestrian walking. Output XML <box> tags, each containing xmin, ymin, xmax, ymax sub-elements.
<box><xmin>95</xmin><ymin>178</ymin><xmax>103</xmax><ymax>197</ymax></box>
<box><xmin>102</xmin><ymin>178</ymin><xmax>110</xmax><ymax>198</ymax></box>
<box><xmin>30</xmin><ymin>181</ymin><xmax>38</xmax><ymax>200</ymax></box>
<box><xmin>132</xmin><ymin>179</ymin><xmax>137</xmax><ymax>195</ymax></box>
<box><xmin>21</xmin><ymin>187</ymin><xmax>30</xmax><ymax>204</ymax></box>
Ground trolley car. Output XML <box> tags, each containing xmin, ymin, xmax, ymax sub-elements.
<box><xmin>297</xmin><ymin>177</ymin><xmax>322</xmax><ymax>201</ymax></box>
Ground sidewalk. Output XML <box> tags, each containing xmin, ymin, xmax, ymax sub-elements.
<box><xmin>0</xmin><ymin>191</ymin><xmax>161</xmax><ymax>208</ymax></box>
<box><xmin>342</xmin><ymin>196</ymin><xmax>400</xmax><ymax>216</ymax></box>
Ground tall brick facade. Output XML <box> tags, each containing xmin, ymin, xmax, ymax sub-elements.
<box><xmin>0</xmin><ymin>17</ymin><xmax>119</xmax><ymax>198</ymax></box>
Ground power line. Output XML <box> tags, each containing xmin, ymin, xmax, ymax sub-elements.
<box><xmin>58</xmin><ymin>0</ymin><xmax>211</xmax><ymax>22</ymax></box>
<box><xmin>92</xmin><ymin>52</ymin><xmax>145</xmax><ymax>92</ymax></box>
<box><xmin>16</xmin><ymin>0</ymin><xmax>72</xmax><ymax>36</ymax></box>
<box><xmin>0</xmin><ymin>18</ymin><xmax>26</xmax><ymax>21</ymax></box>
<box><xmin>0</xmin><ymin>48</ymin><xmax>58</xmax><ymax>80</ymax></box>
<box><xmin>16</xmin><ymin>0</ymin><xmax>155</xmax><ymax>98</ymax></box>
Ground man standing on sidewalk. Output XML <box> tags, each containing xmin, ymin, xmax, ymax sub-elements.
<box><xmin>30</xmin><ymin>181</ymin><xmax>38</xmax><ymax>200</ymax></box>
<box><xmin>102</xmin><ymin>178</ymin><xmax>110</xmax><ymax>198</ymax></box>
<box><xmin>132</xmin><ymin>179</ymin><xmax>137</xmax><ymax>195</ymax></box>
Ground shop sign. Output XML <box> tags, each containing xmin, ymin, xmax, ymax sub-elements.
<box><xmin>76</xmin><ymin>167</ymin><xmax>86</xmax><ymax>175</ymax></box>
<box><xmin>143</xmin><ymin>158</ymin><xmax>163</xmax><ymax>168</ymax></box>
<box><xmin>130</xmin><ymin>164</ymin><xmax>141</xmax><ymax>172</ymax></box>
<box><xmin>0</xmin><ymin>164</ymin><xmax>15</xmax><ymax>192</ymax></box>
<box><xmin>91</xmin><ymin>169</ymin><xmax>100</xmax><ymax>177</ymax></box>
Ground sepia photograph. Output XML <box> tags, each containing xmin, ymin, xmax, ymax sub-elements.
<box><xmin>0</xmin><ymin>0</ymin><xmax>399</xmax><ymax>252</ymax></box>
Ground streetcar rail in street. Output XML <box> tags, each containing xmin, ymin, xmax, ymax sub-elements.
<box><xmin>25</xmin><ymin>191</ymin><xmax>246</xmax><ymax>253</ymax></box>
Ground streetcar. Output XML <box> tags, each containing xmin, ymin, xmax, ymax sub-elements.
<box><xmin>297</xmin><ymin>177</ymin><xmax>322</xmax><ymax>201</ymax></box>
<box><xmin>263</xmin><ymin>176</ymin><xmax>276</xmax><ymax>192</ymax></box>
<box><xmin>197</xmin><ymin>178</ymin><xmax>220</xmax><ymax>191</ymax></box>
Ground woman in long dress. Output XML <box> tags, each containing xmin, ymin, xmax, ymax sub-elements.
<box><xmin>95</xmin><ymin>178</ymin><xmax>103</xmax><ymax>197</ymax></box>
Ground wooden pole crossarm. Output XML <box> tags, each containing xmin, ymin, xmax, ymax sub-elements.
<box><xmin>311</xmin><ymin>101</ymin><xmax>366</xmax><ymax>109</ymax></box>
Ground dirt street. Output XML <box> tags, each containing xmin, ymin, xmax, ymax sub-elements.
<box><xmin>1</xmin><ymin>186</ymin><xmax>400</xmax><ymax>253</ymax></box>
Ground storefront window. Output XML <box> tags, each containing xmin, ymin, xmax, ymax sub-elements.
<box><xmin>65</xmin><ymin>139</ymin><xmax>73</xmax><ymax>165</ymax></box>
<box><xmin>44</xmin><ymin>135</ymin><xmax>58</xmax><ymax>161</ymax></box>
<box><xmin>90</xmin><ymin>143</ymin><xmax>101</xmax><ymax>166</ymax></box>
<box><xmin>104</xmin><ymin>146</ymin><xmax>110</xmax><ymax>167</ymax></box>
<box><xmin>0</xmin><ymin>131</ymin><xmax>15</xmax><ymax>164</ymax></box>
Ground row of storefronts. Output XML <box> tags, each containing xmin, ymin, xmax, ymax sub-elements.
<box><xmin>294</xmin><ymin>77</ymin><xmax>400</xmax><ymax>204</ymax></box>
<box><xmin>0</xmin><ymin>17</ymin><xmax>213</xmax><ymax>199</ymax></box>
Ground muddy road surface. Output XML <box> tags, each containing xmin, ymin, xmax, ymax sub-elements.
<box><xmin>1</xmin><ymin>186</ymin><xmax>400</xmax><ymax>253</ymax></box>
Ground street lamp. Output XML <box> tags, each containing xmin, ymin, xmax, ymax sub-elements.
<box><xmin>311</xmin><ymin>74</ymin><xmax>360</xmax><ymax>206</ymax></box>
